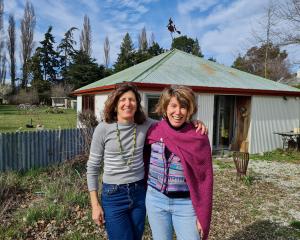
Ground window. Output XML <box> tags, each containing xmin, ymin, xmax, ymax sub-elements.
<box><xmin>82</xmin><ymin>95</ymin><xmax>95</xmax><ymax>113</ymax></box>
<box><xmin>147</xmin><ymin>95</ymin><xmax>160</xmax><ymax>120</ymax></box>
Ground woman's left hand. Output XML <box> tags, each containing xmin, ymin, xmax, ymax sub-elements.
<box><xmin>196</xmin><ymin>219</ymin><xmax>204</xmax><ymax>238</ymax></box>
<box><xmin>192</xmin><ymin>120</ymin><xmax>208</xmax><ymax>135</ymax></box>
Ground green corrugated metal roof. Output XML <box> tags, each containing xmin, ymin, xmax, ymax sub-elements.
<box><xmin>75</xmin><ymin>49</ymin><xmax>300</xmax><ymax>93</ymax></box>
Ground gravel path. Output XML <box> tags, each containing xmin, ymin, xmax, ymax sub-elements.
<box><xmin>248</xmin><ymin>160</ymin><xmax>300</xmax><ymax>223</ymax></box>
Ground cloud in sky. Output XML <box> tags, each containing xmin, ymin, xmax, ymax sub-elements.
<box><xmin>2</xmin><ymin>0</ymin><xmax>299</xmax><ymax>75</ymax></box>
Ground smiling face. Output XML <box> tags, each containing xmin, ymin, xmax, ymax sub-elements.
<box><xmin>116</xmin><ymin>90</ymin><xmax>137</xmax><ymax>123</ymax></box>
<box><xmin>166</xmin><ymin>96</ymin><xmax>188</xmax><ymax>128</ymax></box>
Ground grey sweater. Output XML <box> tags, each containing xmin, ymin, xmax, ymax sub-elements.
<box><xmin>86</xmin><ymin>119</ymin><xmax>153</xmax><ymax>191</ymax></box>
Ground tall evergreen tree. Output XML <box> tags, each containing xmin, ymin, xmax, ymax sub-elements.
<box><xmin>28</xmin><ymin>50</ymin><xmax>51</xmax><ymax>104</ymax></box>
<box><xmin>36</xmin><ymin>26</ymin><xmax>59</xmax><ymax>82</ymax></box>
<box><xmin>20</xmin><ymin>1</ymin><xmax>36</xmax><ymax>88</ymax></box>
<box><xmin>192</xmin><ymin>38</ymin><xmax>204</xmax><ymax>57</ymax></box>
<box><xmin>58</xmin><ymin>27</ymin><xmax>77</xmax><ymax>73</ymax></box>
<box><xmin>7</xmin><ymin>14</ymin><xmax>16</xmax><ymax>92</ymax></box>
<box><xmin>65</xmin><ymin>50</ymin><xmax>106</xmax><ymax>89</ymax></box>
<box><xmin>148</xmin><ymin>42</ymin><xmax>164</xmax><ymax>56</ymax></box>
<box><xmin>113</xmin><ymin>33</ymin><xmax>135</xmax><ymax>72</ymax></box>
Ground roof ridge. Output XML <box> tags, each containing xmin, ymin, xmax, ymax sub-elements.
<box><xmin>129</xmin><ymin>49</ymin><xmax>176</xmax><ymax>83</ymax></box>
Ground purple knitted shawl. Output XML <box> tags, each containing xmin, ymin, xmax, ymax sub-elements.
<box><xmin>145</xmin><ymin>119</ymin><xmax>213</xmax><ymax>240</ymax></box>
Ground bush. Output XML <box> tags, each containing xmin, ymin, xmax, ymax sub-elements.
<box><xmin>78</xmin><ymin>110</ymin><xmax>99</xmax><ymax>154</ymax></box>
<box><xmin>9</xmin><ymin>89</ymin><xmax>39</xmax><ymax>105</ymax></box>
<box><xmin>45</xmin><ymin>107</ymin><xmax>65</xmax><ymax>114</ymax></box>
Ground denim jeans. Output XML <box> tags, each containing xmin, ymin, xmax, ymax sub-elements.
<box><xmin>146</xmin><ymin>186</ymin><xmax>201</xmax><ymax>240</ymax></box>
<box><xmin>101</xmin><ymin>179</ymin><xmax>146</xmax><ymax>240</ymax></box>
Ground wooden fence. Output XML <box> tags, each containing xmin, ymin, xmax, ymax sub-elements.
<box><xmin>0</xmin><ymin>128</ymin><xmax>91</xmax><ymax>172</ymax></box>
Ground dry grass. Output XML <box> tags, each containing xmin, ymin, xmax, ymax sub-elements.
<box><xmin>0</xmin><ymin>157</ymin><xmax>299</xmax><ymax>239</ymax></box>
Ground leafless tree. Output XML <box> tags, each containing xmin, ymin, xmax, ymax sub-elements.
<box><xmin>80</xmin><ymin>14</ymin><xmax>92</xmax><ymax>56</ymax></box>
<box><xmin>103</xmin><ymin>35</ymin><xmax>110</xmax><ymax>68</ymax></box>
<box><xmin>149</xmin><ymin>32</ymin><xmax>155</xmax><ymax>47</ymax></box>
<box><xmin>0</xmin><ymin>0</ymin><xmax>6</xmax><ymax>85</ymax></box>
<box><xmin>20</xmin><ymin>1</ymin><xmax>36</xmax><ymax>88</ymax></box>
<box><xmin>277</xmin><ymin>0</ymin><xmax>300</xmax><ymax>45</ymax></box>
<box><xmin>252</xmin><ymin>0</ymin><xmax>278</xmax><ymax>78</ymax></box>
<box><xmin>138</xmin><ymin>27</ymin><xmax>148</xmax><ymax>51</ymax></box>
<box><xmin>7</xmin><ymin>14</ymin><xmax>16</xmax><ymax>92</ymax></box>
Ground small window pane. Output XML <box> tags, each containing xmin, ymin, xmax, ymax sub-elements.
<box><xmin>147</xmin><ymin>97</ymin><xmax>160</xmax><ymax>120</ymax></box>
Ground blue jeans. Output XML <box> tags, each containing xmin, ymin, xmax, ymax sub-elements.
<box><xmin>101</xmin><ymin>179</ymin><xmax>146</xmax><ymax>240</ymax></box>
<box><xmin>146</xmin><ymin>186</ymin><xmax>201</xmax><ymax>240</ymax></box>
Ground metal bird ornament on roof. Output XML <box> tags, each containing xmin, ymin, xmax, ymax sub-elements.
<box><xmin>167</xmin><ymin>18</ymin><xmax>181</xmax><ymax>39</ymax></box>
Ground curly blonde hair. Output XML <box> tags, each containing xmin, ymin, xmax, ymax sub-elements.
<box><xmin>155</xmin><ymin>85</ymin><xmax>197</xmax><ymax>121</ymax></box>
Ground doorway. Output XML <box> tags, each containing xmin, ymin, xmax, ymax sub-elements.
<box><xmin>213</xmin><ymin>95</ymin><xmax>251</xmax><ymax>152</ymax></box>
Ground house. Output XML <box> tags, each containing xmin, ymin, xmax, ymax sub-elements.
<box><xmin>73</xmin><ymin>49</ymin><xmax>300</xmax><ymax>154</ymax></box>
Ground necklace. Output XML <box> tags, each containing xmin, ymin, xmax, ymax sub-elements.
<box><xmin>116</xmin><ymin>123</ymin><xmax>137</xmax><ymax>166</ymax></box>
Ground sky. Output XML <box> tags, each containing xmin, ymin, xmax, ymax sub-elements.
<box><xmin>3</xmin><ymin>0</ymin><xmax>300</xmax><ymax>76</ymax></box>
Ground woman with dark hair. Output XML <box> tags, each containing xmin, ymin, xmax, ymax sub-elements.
<box><xmin>145</xmin><ymin>85</ymin><xmax>213</xmax><ymax>240</ymax></box>
<box><xmin>86</xmin><ymin>83</ymin><xmax>207</xmax><ymax>240</ymax></box>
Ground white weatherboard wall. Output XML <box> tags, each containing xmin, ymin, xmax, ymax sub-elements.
<box><xmin>197</xmin><ymin>94</ymin><xmax>214</xmax><ymax>147</ymax></box>
<box><xmin>249</xmin><ymin>96</ymin><xmax>300</xmax><ymax>153</ymax></box>
<box><xmin>95</xmin><ymin>94</ymin><xmax>109</xmax><ymax>121</ymax></box>
<box><xmin>76</xmin><ymin>96</ymin><xmax>82</xmax><ymax>128</ymax></box>
<box><xmin>77</xmin><ymin>96</ymin><xmax>82</xmax><ymax>113</ymax></box>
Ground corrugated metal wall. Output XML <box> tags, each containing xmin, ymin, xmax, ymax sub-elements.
<box><xmin>0</xmin><ymin>128</ymin><xmax>87</xmax><ymax>172</ymax></box>
<box><xmin>249</xmin><ymin>96</ymin><xmax>300</xmax><ymax>153</ymax></box>
<box><xmin>197</xmin><ymin>94</ymin><xmax>215</xmax><ymax>147</ymax></box>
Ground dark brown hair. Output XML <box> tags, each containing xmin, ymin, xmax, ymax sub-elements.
<box><xmin>103</xmin><ymin>83</ymin><xmax>146</xmax><ymax>124</ymax></box>
<box><xmin>155</xmin><ymin>85</ymin><xmax>197</xmax><ymax>121</ymax></box>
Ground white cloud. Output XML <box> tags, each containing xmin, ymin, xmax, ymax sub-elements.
<box><xmin>177</xmin><ymin>0</ymin><xmax>218</xmax><ymax>15</ymax></box>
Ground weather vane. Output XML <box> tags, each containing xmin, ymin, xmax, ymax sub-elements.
<box><xmin>167</xmin><ymin>18</ymin><xmax>181</xmax><ymax>39</ymax></box>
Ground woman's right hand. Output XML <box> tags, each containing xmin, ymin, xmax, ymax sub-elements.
<box><xmin>92</xmin><ymin>204</ymin><xmax>105</xmax><ymax>226</ymax></box>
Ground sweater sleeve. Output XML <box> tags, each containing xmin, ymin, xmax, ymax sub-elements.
<box><xmin>86</xmin><ymin>123</ymin><xmax>106</xmax><ymax>192</ymax></box>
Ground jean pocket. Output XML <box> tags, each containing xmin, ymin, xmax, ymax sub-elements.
<box><xmin>102</xmin><ymin>184</ymin><xmax>119</xmax><ymax>196</ymax></box>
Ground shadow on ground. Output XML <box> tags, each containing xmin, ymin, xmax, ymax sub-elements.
<box><xmin>228</xmin><ymin>220</ymin><xmax>300</xmax><ymax>240</ymax></box>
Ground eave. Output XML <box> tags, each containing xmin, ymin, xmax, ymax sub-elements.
<box><xmin>72</xmin><ymin>82</ymin><xmax>300</xmax><ymax>97</ymax></box>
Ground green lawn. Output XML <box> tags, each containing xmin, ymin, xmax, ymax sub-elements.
<box><xmin>0</xmin><ymin>105</ymin><xmax>77</xmax><ymax>133</ymax></box>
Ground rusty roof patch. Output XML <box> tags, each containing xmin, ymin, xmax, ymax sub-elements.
<box><xmin>201</xmin><ymin>63</ymin><xmax>215</xmax><ymax>75</ymax></box>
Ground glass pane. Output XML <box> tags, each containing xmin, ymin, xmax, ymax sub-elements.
<box><xmin>147</xmin><ymin>97</ymin><xmax>160</xmax><ymax>120</ymax></box>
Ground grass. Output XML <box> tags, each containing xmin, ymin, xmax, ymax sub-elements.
<box><xmin>1</xmin><ymin>156</ymin><xmax>299</xmax><ymax>239</ymax></box>
<box><xmin>250</xmin><ymin>148</ymin><xmax>300</xmax><ymax>163</ymax></box>
<box><xmin>0</xmin><ymin>104</ymin><xmax>77</xmax><ymax>133</ymax></box>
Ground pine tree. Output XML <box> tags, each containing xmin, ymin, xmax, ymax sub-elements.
<box><xmin>192</xmin><ymin>38</ymin><xmax>204</xmax><ymax>57</ymax></box>
<box><xmin>58</xmin><ymin>27</ymin><xmax>78</xmax><ymax>79</ymax></box>
<box><xmin>36</xmin><ymin>26</ymin><xmax>59</xmax><ymax>82</ymax></box>
<box><xmin>65</xmin><ymin>50</ymin><xmax>106</xmax><ymax>89</ymax></box>
<box><xmin>113</xmin><ymin>33</ymin><xmax>135</xmax><ymax>72</ymax></box>
<box><xmin>148</xmin><ymin>42</ymin><xmax>164</xmax><ymax>56</ymax></box>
